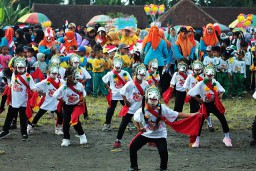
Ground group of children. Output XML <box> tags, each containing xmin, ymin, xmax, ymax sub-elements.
<box><xmin>0</xmin><ymin>25</ymin><xmax>256</xmax><ymax>171</ymax></box>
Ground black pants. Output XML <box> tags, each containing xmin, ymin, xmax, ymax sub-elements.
<box><xmin>3</xmin><ymin>106</ymin><xmax>27</xmax><ymax>135</ymax></box>
<box><xmin>130</xmin><ymin>135</ymin><xmax>168</xmax><ymax>170</ymax></box>
<box><xmin>0</xmin><ymin>94</ymin><xmax>7</xmax><ymax>109</ymax></box>
<box><xmin>189</xmin><ymin>95</ymin><xmax>201</xmax><ymax>113</ymax></box>
<box><xmin>83</xmin><ymin>100</ymin><xmax>88</xmax><ymax>118</ymax></box>
<box><xmin>198</xmin><ymin>102</ymin><xmax>229</xmax><ymax>136</ymax></box>
<box><xmin>252</xmin><ymin>116</ymin><xmax>256</xmax><ymax>140</ymax></box>
<box><xmin>116</xmin><ymin>113</ymin><xmax>133</xmax><ymax>140</ymax></box>
<box><xmin>105</xmin><ymin>100</ymin><xmax>125</xmax><ymax>124</ymax></box>
<box><xmin>174</xmin><ymin>91</ymin><xmax>186</xmax><ymax>112</ymax></box>
<box><xmin>63</xmin><ymin>104</ymin><xmax>84</xmax><ymax>139</ymax></box>
<box><xmin>32</xmin><ymin>109</ymin><xmax>63</xmax><ymax>126</ymax></box>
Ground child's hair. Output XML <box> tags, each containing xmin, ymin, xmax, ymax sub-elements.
<box><xmin>27</xmin><ymin>47</ymin><xmax>35</xmax><ymax>54</ymax></box>
<box><xmin>1</xmin><ymin>46</ymin><xmax>9</xmax><ymax>52</ymax></box>
<box><xmin>93</xmin><ymin>44</ymin><xmax>103</xmax><ymax>54</ymax></box>
<box><xmin>240</xmin><ymin>40</ymin><xmax>248</xmax><ymax>48</ymax></box>
<box><xmin>69</xmin><ymin>45</ymin><xmax>77</xmax><ymax>50</ymax></box>
<box><xmin>133</xmin><ymin>51</ymin><xmax>141</xmax><ymax>62</ymax></box>
<box><xmin>90</xmin><ymin>40</ymin><xmax>97</xmax><ymax>49</ymax></box>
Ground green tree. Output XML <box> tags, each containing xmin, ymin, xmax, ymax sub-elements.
<box><xmin>68</xmin><ymin>0</ymin><xmax>91</xmax><ymax>5</ymax></box>
<box><xmin>92</xmin><ymin>0</ymin><xmax>123</xmax><ymax>5</ymax></box>
<box><xmin>0</xmin><ymin>0</ymin><xmax>30</xmax><ymax>27</ymax></box>
<box><xmin>18</xmin><ymin>0</ymin><xmax>65</xmax><ymax>9</ymax></box>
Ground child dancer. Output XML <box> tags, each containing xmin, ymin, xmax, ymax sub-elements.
<box><xmin>146</xmin><ymin>59</ymin><xmax>160</xmax><ymax>86</ymax></box>
<box><xmin>0</xmin><ymin>57</ymin><xmax>36</xmax><ymax>141</ymax></box>
<box><xmin>113</xmin><ymin>64</ymin><xmax>149</xmax><ymax>148</ymax></box>
<box><xmin>170</xmin><ymin>60</ymin><xmax>192</xmax><ymax>112</ymax></box>
<box><xmin>102</xmin><ymin>57</ymin><xmax>132</xmax><ymax>131</ymax></box>
<box><xmin>53</xmin><ymin>67</ymin><xmax>87</xmax><ymax>147</ymax></box>
<box><xmin>188</xmin><ymin>64</ymin><xmax>232</xmax><ymax>148</ymax></box>
<box><xmin>129</xmin><ymin>85</ymin><xmax>195</xmax><ymax>171</ymax></box>
<box><xmin>231</xmin><ymin>50</ymin><xmax>246</xmax><ymax>99</ymax></box>
<box><xmin>184</xmin><ymin>60</ymin><xmax>214</xmax><ymax>132</ymax></box>
<box><xmin>27</xmin><ymin>65</ymin><xmax>65</xmax><ymax>135</ymax></box>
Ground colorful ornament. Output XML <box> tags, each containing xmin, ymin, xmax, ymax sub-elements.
<box><xmin>244</xmin><ymin>19</ymin><xmax>252</xmax><ymax>27</ymax></box>
<box><xmin>237</xmin><ymin>14</ymin><xmax>245</xmax><ymax>22</ymax></box>
<box><xmin>26</xmin><ymin>73</ymin><xmax>30</xmax><ymax>81</ymax></box>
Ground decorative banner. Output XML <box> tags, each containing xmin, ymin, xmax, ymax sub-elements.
<box><xmin>115</xmin><ymin>17</ymin><xmax>137</xmax><ymax>30</ymax></box>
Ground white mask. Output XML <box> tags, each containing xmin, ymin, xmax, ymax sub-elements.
<box><xmin>147</xmin><ymin>89</ymin><xmax>160</xmax><ymax>106</ymax></box>
<box><xmin>193</xmin><ymin>62</ymin><xmax>203</xmax><ymax>75</ymax></box>
<box><xmin>50</xmin><ymin>66</ymin><xmax>59</xmax><ymax>79</ymax></box>
<box><xmin>136</xmin><ymin>66</ymin><xmax>146</xmax><ymax>80</ymax></box>
<box><xmin>204</xmin><ymin>67</ymin><xmax>215</xmax><ymax>79</ymax></box>
<box><xmin>178</xmin><ymin>63</ymin><xmax>187</xmax><ymax>72</ymax></box>
<box><xmin>113</xmin><ymin>58</ymin><xmax>123</xmax><ymax>71</ymax></box>
<box><xmin>15</xmin><ymin>58</ymin><xmax>26</xmax><ymax>73</ymax></box>
<box><xmin>150</xmin><ymin>62</ymin><xmax>158</xmax><ymax>72</ymax></box>
<box><xmin>71</xmin><ymin>55</ymin><xmax>80</xmax><ymax>67</ymax></box>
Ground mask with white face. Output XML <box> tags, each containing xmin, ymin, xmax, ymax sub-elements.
<box><xmin>51</xmin><ymin>57</ymin><xmax>60</xmax><ymax>65</ymax></box>
<box><xmin>177</xmin><ymin>62</ymin><xmax>187</xmax><ymax>72</ymax></box>
<box><xmin>146</xmin><ymin>87</ymin><xmax>160</xmax><ymax>106</ymax></box>
<box><xmin>15</xmin><ymin>58</ymin><xmax>26</xmax><ymax>73</ymax></box>
<box><xmin>150</xmin><ymin>61</ymin><xmax>158</xmax><ymax>72</ymax></box>
<box><xmin>193</xmin><ymin>61</ymin><xmax>203</xmax><ymax>75</ymax></box>
<box><xmin>50</xmin><ymin>66</ymin><xmax>59</xmax><ymax>79</ymax></box>
<box><xmin>113</xmin><ymin>58</ymin><xmax>123</xmax><ymax>71</ymax></box>
<box><xmin>71</xmin><ymin>55</ymin><xmax>80</xmax><ymax>68</ymax></box>
<box><xmin>204</xmin><ymin>66</ymin><xmax>215</xmax><ymax>79</ymax></box>
<box><xmin>136</xmin><ymin>65</ymin><xmax>146</xmax><ymax>80</ymax></box>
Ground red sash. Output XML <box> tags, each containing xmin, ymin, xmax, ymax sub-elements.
<box><xmin>193</xmin><ymin>74</ymin><xmax>203</xmax><ymax>82</ymax></box>
<box><xmin>112</xmin><ymin>70</ymin><xmax>126</xmax><ymax>86</ymax></box>
<box><xmin>38</xmin><ymin>78</ymin><xmax>61</xmax><ymax>107</ymax></box>
<box><xmin>147</xmin><ymin>106</ymin><xmax>202</xmax><ymax>136</ymax></box>
<box><xmin>3</xmin><ymin>86</ymin><xmax>11</xmax><ymax>105</ymax></box>
<box><xmin>148</xmin><ymin>70</ymin><xmax>158</xmax><ymax>83</ymax></box>
<box><xmin>17</xmin><ymin>74</ymin><xmax>38</xmax><ymax>121</ymax></box>
<box><xmin>68</xmin><ymin>85</ymin><xmax>85</xmax><ymax>125</ymax></box>
<box><xmin>162</xmin><ymin>87</ymin><xmax>174</xmax><ymax>105</ymax></box>
<box><xmin>179</xmin><ymin>72</ymin><xmax>187</xmax><ymax>80</ymax></box>
<box><xmin>106</xmin><ymin>90</ymin><xmax>112</xmax><ymax>107</ymax></box>
<box><xmin>133</xmin><ymin>79</ymin><xmax>144</xmax><ymax>96</ymax></box>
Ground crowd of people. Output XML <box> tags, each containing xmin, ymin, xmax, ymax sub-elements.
<box><xmin>0</xmin><ymin>21</ymin><xmax>256</xmax><ymax>171</ymax></box>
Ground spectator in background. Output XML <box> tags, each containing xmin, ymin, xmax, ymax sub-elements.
<box><xmin>95</xmin><ymin>27</ymin><xmax>108</xmax><ymax>46</ymax></box>
<box><xmin>32</xmin><ymin>29</ymin><xmax>44</xmax><ymax>47</ymax></box>
<box><xmin>14</xmin><ymin>29</ymin><xmax>27</xmax><ymax>47</ymax></box>
<box><xmin>82</xmin><ymin>27</ymin><xmax>96</xmax><ymax>46</ymax></box>
<box><xmin>68</xmin><ymin>23</ymin><xmax>82</xmax><ymax>47</ymax></box>
<box><xmin>1</xmin><ymin>27</ymin><xmax>15</xmax><ymax>55</ymax></box>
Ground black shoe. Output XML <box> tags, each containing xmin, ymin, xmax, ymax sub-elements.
<box><xmin>159</xmin><ymin>169</ymin><xmax>169</xmax><ymax>171</ymax></box>
<box><xmin>208</xmin><ymin>126</ymin><xmax>215</xmax><ymax>132</ymax></box>
<box><xmin>10</xmin><ymin>124</ymin><xmax>17</xmax><ymax>130</ymax></box>
<box><xmin>250</xmin><ymin>140</ymin><xmax>256</xmax><ymax>146</ymax></box>
<box><xmin>0</xmin><ymin>131</ymin><xmax>10</xmax><ymax>139</ymax></box>
<box><xmin>22</xmin><ymin>134</ymin><xmax>28</xmax><ymax>141</ymax></box>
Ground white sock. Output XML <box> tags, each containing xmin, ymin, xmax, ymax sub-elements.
<box><xmin>116</xmin><ymin>139</ymin><xmax>121</xmax><ymax>142</ymax></box>
<box><xmin>196</xmin><ymin>136</ymin><xmax>200</xmax><ymax>142</ymax></box>
<box><xmin>225</xmin><ymin>132</ymin><xmax>230</xmax><ymax>139</ymax></box>
<box><xmin>207</xmin><ymin>115</ymin><xmax>212</xmax><ymax>127</ymax></box>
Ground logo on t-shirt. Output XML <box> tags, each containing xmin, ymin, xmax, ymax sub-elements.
<box><xmin>67</xmin><ymin>94</ymin><xmax>79</xmax><ymax>103</ymax></box>
<box><xmin>178</xmin><ymin>77</ymin><xmax>185</xmax><ymax>86</ymax></box>
<box><xmin>48</xmin><ymin>89</ymin><xmax>56</xmax><ymax>97</ymax></box>
<box><xmin>132</xmin><ymin>92</ymin><xmax>142</xmax><ymax>102</ymax></box>
<box><xmin>13</xmin><ymin>82</ymin><xmax>23</xmax><ymax>92</ymax></box>
<box><xmin>115</xmin><ymin>81</ymin><xmax>123</xmax><ymax>89</ymax></box>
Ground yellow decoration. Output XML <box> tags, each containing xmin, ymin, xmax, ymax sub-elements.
<box><xmin>213</xmin><ymin>86</ymin><xmax>218</xmax><ymax>91</ymax></box>
<box><xmin>244</xmin><ymin>19</ymin><xmax>252</xmax><ymax>26</ymax></box>
<box><xmin>144</xmin><ymin>5</ymin><xmax>151</xmax><ymax>13</ymax></box>
<box><xmin>204</xmin><ymin>86</ymin><xmax>210</xmax><ymax>91</ymax></box>
<box><xmin>159</xmin><ymin>5</ymin><xmax>165</xmax><ymax>12</ymax></box>
<box><xmin>237</xmin><ymin>14</ymin><xmax>245</xmax><ymax>22</ymax></box>
<box><xmin>152</xmin><ymin>5</ymin><xmax>159</xmax><ymax>13</ymax></box>
<box><xmin>148</xmin><ymin>76</ymin><xmax>152</xmax><ymax>80</ymax></box>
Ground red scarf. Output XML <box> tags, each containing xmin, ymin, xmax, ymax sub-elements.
<box><xmin>148</xmin><ymin>70</ymin><xmax>158</xmax><ymax>84</ymax></box>
<box><xmin>129</xmin><ymin>106</ymin><xmax>203</xmax><ymax>147</ymax></box>
<box><xmin>17</xmin><ymin>74</ymin><xmax>38</xmax><ymax>122</ymax></box>
<box><xmin>179</xmin><ymin>72</ymin><xmax>187</xmax><ymax>80</ymax></box>
<box><xmin>2</xmin><ymin>86</ymin><xmax>11</xmax><ymax>105</ymax></box>
<box><xmin>147</xmin><ymin>106</ymin><xmax>203</xmax><ymax>136</ymax></box>
<box><xmin>112</xmin><ymin>70</ymin><xmax>126</xmax><ymax>86</ymax></box>
<box><xmin>68</xmin><ymin>85</ymin><xmax>85</xmax><ymax>126</ymax></box>
<box><xmin>38</xmin><ymin>78</ymin><xmax>61</xmax><ymax>107</ymax></box>
<box><xmin>193</xmin><ymin>73</ymin><xmax>203</xmax><ymax>81</ymax></box>
<box><xmin>162</xmin><ymin>87</ymin><xmax>174</xmax><ymax>105</ymax></box>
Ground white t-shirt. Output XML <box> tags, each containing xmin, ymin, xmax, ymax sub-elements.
<box><xmin>188</xmin><ymin>79</ymin><xmax>225</xmax><ymax>103</ymax></box>
<box><xmin>102</xmin><ymin>70</ymin><xmax>132</xmax><ymax>100</ymax></box>
<box><xmin>35</xmin><ymin>78</ymin><xmax>65</xmax><ymax>111</ymax></box>
<box><xmin>133</xmin><ymin>104</ymin><xmax>178</xmax><ymax>139</ymax></box>
<box><xmin>78</xmin><ymin>67</ymin><xmax>91</xmax><ymax>80</ymax></box>
<box><xmin>183</xmin><ymin>74</ymin><xmax>204</xmax><ymax>90</ymax></box>
<box><xmin>120</xmin><ymin>80</ymin><xmax>149</xmax><ymax>114</ymax></box>
<box><xmin>244</xmin><ymin>51</ymin><xmax>253</xmax><ymax>66</ymax></box>
<box><xmin>53</xmin><ymin>82</ymin><xmax>86</xmax><ymax>105</ymax></box>
<box><xmin>216</xmin><ymin>58</ymin><xmax>232</xmax><ymax>74</ymax></box>
<box><xmin>231</xmin><ymin>59</ymin><xmax>246</xmax><ymax>78</ymax></box>
<box><xmin>171</xmin><ymin>71</ymin><xmax>192</xmax><ymax>92</ymax></box>
<box><xmin>253</xmin><ymin>91</ymin><xmax>256</xmax><ymax>99</ymax></box>
<box><xmin>11</xmin><ymin>73</ymin><xmax>36</xmax><ymax>108</ymax></box>
<box><xmin>58</xmin><ymin>67</ymin><xmax>66</xmax><ymax>79</ymax></box>
<box><xmin>146</xmin><ymin>70</ymin><xmax>160</xmax><ymax>85</ymax></box>
<box><xmin>203</xmin><ymin>56</ymin><xmax>220</xmax><ymax>67</ymax></box>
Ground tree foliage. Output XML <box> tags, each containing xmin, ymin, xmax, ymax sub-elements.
<box><xmin>0</xmin><ymin>0</ymin><xmax>31</xmax><ymax>27</ymax></box>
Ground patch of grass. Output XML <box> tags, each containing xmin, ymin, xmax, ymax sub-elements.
<box><xmin>0</xmin><ymin>94</ymin><xmax>255</xmax><ymax>131</ymax></box>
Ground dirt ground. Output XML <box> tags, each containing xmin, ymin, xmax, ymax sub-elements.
<box><xmin>0</xmin><ymin>123</ymin><xmax>256</xmax><ymax>171</ymax></box>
